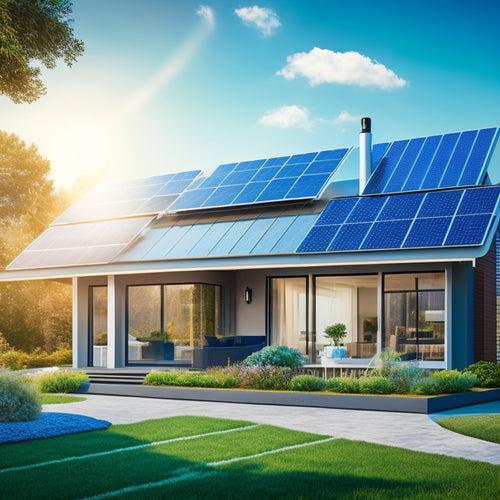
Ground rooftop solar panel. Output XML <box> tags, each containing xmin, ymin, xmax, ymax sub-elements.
<box><xmin>54</xmin><ymin>170</ymin><xmax>201</xmax><ymax>225</ymax></box>
<box><xmin>7</xmin><ymin>216</ymin><xmax>153</xmax><ymax>270</ymax></box>
<box><xmin>168</xmin><ymin>148</ymin><xmax>350</xmax><ymax>212</ymax></box>
<box><xmin>363</xmin><ymin>128</ymin><xmax>499</xmax><ymax>195</ymax></box>
<box><xmin>297</xmin><ymin>186</ymin><xmax>500</xmax><ymax>253</ymax></box>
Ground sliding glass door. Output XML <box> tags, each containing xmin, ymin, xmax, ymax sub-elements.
<box><xmin>268</xmin><ymin>277</ymin><xmax>308</xmax><ymax>358</ymax></box>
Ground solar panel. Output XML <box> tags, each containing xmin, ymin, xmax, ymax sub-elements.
<box><xmin>297</xmin><ymin>186</ymin><xmax>500</xmax><ymax>253</ymax></box>
<box><xmin>7</xmin><ymin>217</ymin><xmax>153</xmax><ymax>270</ymax></box>
<box><xmin>363</xmin><ymin>128</ymin><xmax>499</xmax><ymax>195</ymax></box>
<box><xmin>54</xmin><ymin>170</ymin><xmax>201</xmax><ymax>225</ymax></box>
<box><xmin>168</xmin><ymin>148</ymin><xmax>350</xmax><ymax>212</ymax></box>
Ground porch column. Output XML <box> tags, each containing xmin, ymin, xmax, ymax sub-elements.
<box><xmin>107</xmin><ymin>275</ymin><xmax>126</xmax><ymax>368</ymax></box>
<box><xmin>72</xmin><ymin>277</ymin><xmax>89</xmax><ymax>368</ymax></box>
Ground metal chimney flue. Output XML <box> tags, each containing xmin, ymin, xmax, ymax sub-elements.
<box><xmin>359</xmin><ymin>117</ymin><xmax>372</xmax><ymax>194</ymax></box>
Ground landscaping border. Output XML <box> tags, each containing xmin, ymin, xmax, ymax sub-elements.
<box><xmin>79</xmin><ymin>383</ymin><xmax>500</xmax><ymax>414</ymax></box>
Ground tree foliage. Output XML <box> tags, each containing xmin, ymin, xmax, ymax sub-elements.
<box><xmin>0</xmin><ymin>0</ymin><xmax>84</xmax><ymax>103</ymax></box>
<box><xmin>0</xmin><ymin>130</ymin><xmax>72</xmax><ymax>353</ymax></box>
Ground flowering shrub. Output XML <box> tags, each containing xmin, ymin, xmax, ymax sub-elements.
<box><xmin>0</xmin><ymin>369</ymin><xmax>41</xmax><ymax>422</ymax></box>
<box><xmin>236</xmin><ymin>365</ymin><xmax>294</xmax><ymax>390</ymax></box>
<box><xmin>243</xmin><ymin>346</ymin><xmax>306</xmax><ymax>368</ymax></box>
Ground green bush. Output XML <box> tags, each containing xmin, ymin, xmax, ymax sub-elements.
<box><xmin>0</xmin><ymin>369</ymin><xmax>41</xmax><ymax>422</ymax></box>
<box><xmin>373</xmin><ymin>364</ymin><xmax>426</xmax><ymax>394</ymax></box>
<box><xmin>463</xmin><ymin>361</ymin><xmax>500</xmax><ymax>388</ymax></box>
<box><xmin>0</xmin><ymin>347</ymin><xmax>72</xmax><ymax>370</ymax></box>
<box><xmin>358</xmin><ymin>376</ymin><xmax>392</xmax><ymax>394</ymax></box>
<box><xmin>289</xmin><ymin>375</ymin><xmax>326</xmax><ymax>392</ymax></box>
<box><xmin>144</xmin><ymin>370</ymin><xmax>240</xmax><ymax>389</ymax></box>
<box><xmin>243</xmin><ymin>346</ymin><xmax>306</xmax><ymax>368</ymax></box>
<box><xmin>411</xmin><ymin>370</ymin><xmax>479</xmax><ymax>395</ymax></box>
<box><xmin>32</xmin><ymin>369</ymin><xmax>89</xmax><ymax>393</ymax></box>
<box><xmin>325</xmin><ymin>377</ymin><xmax>360</xmax><ymax>394</ymax></box>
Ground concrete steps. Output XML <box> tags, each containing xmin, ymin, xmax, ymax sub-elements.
<box><xmin>86</xmin><ymin>369</ymin><xmax>151</xmax><ymax>385</ymax></box>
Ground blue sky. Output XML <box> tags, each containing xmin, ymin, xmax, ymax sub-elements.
<box><xmin>1</xmin><ymin>0</ymin><xmax>499</xmax><ymax>187</ymax></box>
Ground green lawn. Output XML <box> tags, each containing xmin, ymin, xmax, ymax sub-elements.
<box><xmin>436</xmin><ymin>414</ymin><xmax>500</xmax><ymax>444</ymax></box>
<box><xmin>40</xmin><ymin>394</ymin><xmax>86</xmax><ymax>404</ymax></box>
<box><xmin>0</xmin><ymin>416</ymin><xmax>498</xmax><ymax>499</ymax></box>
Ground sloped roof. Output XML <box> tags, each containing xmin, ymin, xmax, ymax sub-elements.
<box><xmin>2</xmin><ymin>126</ymin><xmax>500</xmax><ymax>280</ymax></box>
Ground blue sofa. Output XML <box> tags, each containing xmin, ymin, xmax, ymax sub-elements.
<box><xmin>192</xmin><ymin>335</ymin><xmax>266</xmax><ymax>369</ymax></box>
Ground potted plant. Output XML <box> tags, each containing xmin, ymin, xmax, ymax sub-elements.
<box><xmin>323</xmin><ymin>323</ymin><xmax>348</xmax><ymax>362</ymax></box>
<box><xmin>324</xmin><ymin>323</ymin><xmax>347</xmax><ymax>346</ymax></box>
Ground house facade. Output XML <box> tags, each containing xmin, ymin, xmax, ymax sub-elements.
<box><xmin>1</xmin><ymin>120</ymin><xmax>499</xmax><ymax>370</ymax></box>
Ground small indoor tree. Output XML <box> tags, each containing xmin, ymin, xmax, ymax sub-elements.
<box><xmin>324</xmin><ymin>323</ymin><xmax>347</xmax><ymax>346</ymax></box>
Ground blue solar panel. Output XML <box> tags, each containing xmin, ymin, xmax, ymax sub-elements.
<box><xmin>297</xmin><ymin>186</ymin><xmax>500</xmax><ymax>253</ymax></box>
<box><xmin>297</xmin><ymin>225</ymin><xmax>340</xmax><ymax>252</ymax></box>
<box><xmin>169</xmin><ymin>148</ymin><xmax>350</xmax><ymax>212</ymax></box>
<box><xmin>328</xmin><ymin>223</ymin><xmax>371</xmax><ymax>251</ymax></box>
<box><xmin>456</xmin><ymin>186</ymin><xmax>500</xmax><ymax>215</ymax></box>
<box><xmin>420</xmin><ymin>133</ymin><xmax>459</xmax><ymax>190</ymax></box>
<box><xmin>403</xmin><ymin>217</ymin><xmax>451</xmax><ymax>248</ymax></box>
<box><xmin>440</xmin><ymin>131</ymin><xmax>476</xmax><ymax>186</ymax></box>
<box><xmin>364</xmin><ymin>128</ymin><xmax>499</xmax><ymax>195</ymax></box>
<box><xmin>444</xmin><ymin>214</ymin><xmax>492</xmax><ymax>246</ymax></box>
<box><xmin>417</xmin><ymin>190</ymin><xmax>462</xmax><ymax>217</ymax></box>
<box><xmin>378</xmin><ymin>192</ymin><xmax>425</xmax><ymax>221</ymax></box>
<box><xmin>315</xmin><ymin>198</ymin><xmax>357</xmax><ymax>226</ymax></box>
<box><xmin>459</xmin><ymin>128</ymin><xmax>497</xmax><ymax>186</ymax></box>
<box><xmin>346</xmin><ymin>197</ymin><xmax>386</xmax><ymax>223</ymax></box>
<box><xmin>363</xmin><ymin>140</ymin><xmax>409</xmax><ymax>194</ymax></box>
<box><xmin>402</xmin><ymin>135</ymin><xmax>441</xmax><ymax>191</ymax></box>
<box><xmin>361</xmin><ymin>220</ymin><xmax>412</xmax><ymax>249</ymax></box>
<box><xmin>384</xmin><ymin>137</ymin><xmax>425</xmax><ymax>193</ymax></box>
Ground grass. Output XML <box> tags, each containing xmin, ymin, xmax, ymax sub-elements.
<box><xmin>436</xmin><ymin>414</ymin><xmax>500</xmax><ymax>444</ymax></box>
<box><xmin>0</xmin><ymin>416</ymin><xmax>498</xmax><ymax>499</ymax></box>
<box><xmin>40</xmin><ymin>394</ymin><xmax>86</xmax><ymax>405</ymax></box>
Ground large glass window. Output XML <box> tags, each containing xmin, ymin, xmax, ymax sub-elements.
<box><xmin>269</xmin><ymin>277</ymin><xmax>308</xmax><ymax>357</ymax></box>
<box><xmin>383</xmin><ymin>272</ymin><xmax>445</xmax><ymax>361</ymax></box>
<box><xmin>127</xmin><ymin>283</ymin><xmax>222</xmax><ymax>364</ymax></box>
<box><xmin>315</xmin><ymin>275</ymin><xmax>378</xmax><ymax>360</ymax></box>
<box><xmin>89</xmin><ymin>286</ymin><xmax>108</xmax><ymax>367</ymax></box>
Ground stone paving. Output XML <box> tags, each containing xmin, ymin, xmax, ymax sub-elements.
<box><xmin>45</xmin><ymin>394</ymin><xmax>500</xmax><ymax>465</ymax></box>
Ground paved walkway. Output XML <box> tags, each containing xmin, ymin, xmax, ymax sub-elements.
<box><xmin>44</xmin><ymin>394</ymin><xmax>500</xmax><ymax>465</ymax></box>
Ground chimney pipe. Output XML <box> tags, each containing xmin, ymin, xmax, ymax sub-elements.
<box><xmin>359</xmin><ymin>117</ymin><xmax>372</xmax><ymax>194</ymax></box>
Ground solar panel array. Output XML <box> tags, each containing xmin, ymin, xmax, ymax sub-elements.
<box><xmin>117</xmin><ymin>213</ymin><xmax>319</xmax><ymax>261</ymax></box>
<box><xmin>54</xmin><ymin>171</ymin><xmax>201</xmax><ymax>225</ymax></box>
<box><xmin>168</xmin><ymin>148</ymin><xmax>350</xmax><ymax>212</ymax></box>
<box><xmin>7</xmin><ymin>216</ymin><xmax>153</xmax><ymax>270</ymax></box>
<box><xmin>297</xmin><ymin>186</ymin><xmax>500</xmax><ymax>253</ymax></box>
<box><xmin>363</xmin><ymin>127</ymin><xmax>499</xmax><ymax>195</ymax></box>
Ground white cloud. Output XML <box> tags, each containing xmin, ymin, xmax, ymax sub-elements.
<box><xmin>196</xmin><ymin>5</ymin><xmax>215</xmax><ymax>30</ymax></box>
<box><xmin>334</xmin><ymin>110</ymin><xmax>361</xmax><ymax>124</ymax></box>
<box><xmin>235</xmin><ymin>6</ymin><xmax>281</xmax><ymax>36</ymax></box>
<box><xmin>259</xmin><ymin>105</ymin><xmax>310</xmax><ymax>128</ymax></box>
<box><xmin>277</xmin><ymin>47</ymin><xmax>406</xmax><ymax>90</ymax></box>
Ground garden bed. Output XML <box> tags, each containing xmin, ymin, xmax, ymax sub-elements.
<box><xmin>80</xmin><ymin>383</ymin><xmax>500</xmax><ymax>414</ymax></box>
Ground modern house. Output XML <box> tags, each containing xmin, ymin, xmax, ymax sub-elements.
<box><xmin>1</xmin><ymin>119</ymin><xmax>499</xmax><ymax>371</ymax></box>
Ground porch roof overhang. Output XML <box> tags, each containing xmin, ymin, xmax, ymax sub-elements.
<box><xmin>0</xmin><ymin>244</ymin><xmax>488</xmax><ymax>282</ymax></box>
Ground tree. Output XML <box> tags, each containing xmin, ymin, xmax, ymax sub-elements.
<box><xmin>0</xmin><ymin>0</ymin><xmax>84</xmax><ymax>103</ymax></box>
<box><xmin>0</xmin><ymin>131</ymin><xmax>72</xmax><ymax>352</ymax></box>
